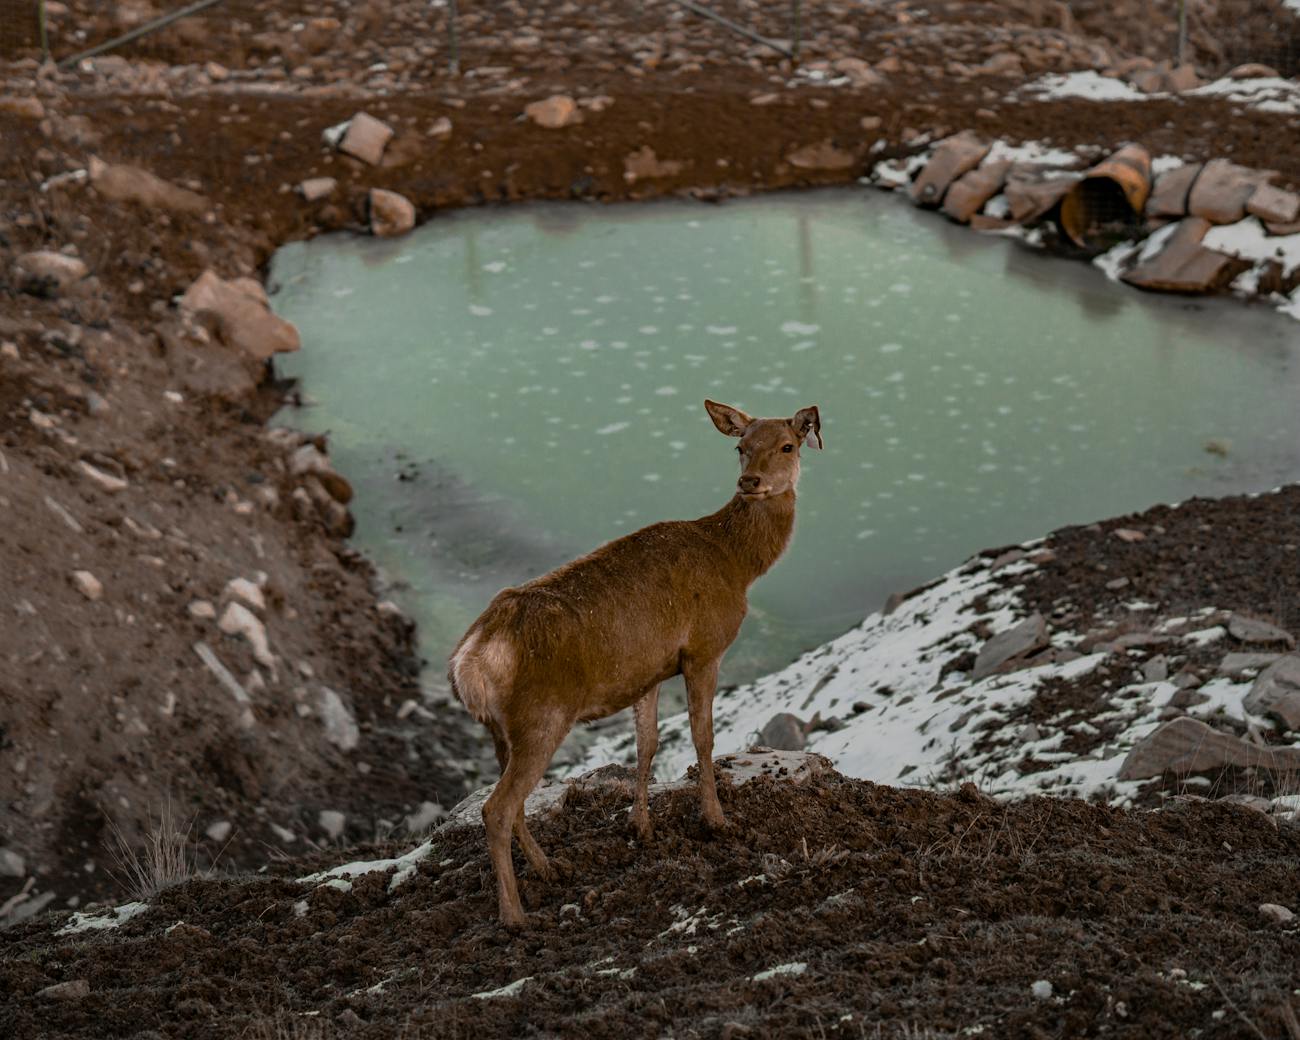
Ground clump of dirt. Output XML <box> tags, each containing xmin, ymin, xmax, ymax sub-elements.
<box><xmin>2</xmin><ymin>768</ymin><xmax>1298</xmax><ymax>1038</ymax></box>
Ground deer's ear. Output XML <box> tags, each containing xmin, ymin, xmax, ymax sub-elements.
<box><xmin>705</xmin><ymin>400</ymin><xmax>753</xmax><ymax>438</ymax></box>
<box><xmin>792</xmin><ymin>406</ymin><xmax>822</xmax><ymax>449</ymax></box>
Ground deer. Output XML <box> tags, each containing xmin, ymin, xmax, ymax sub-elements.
<box><xmin>447</xmin><ymin>399</ymin><xmax>823</xmax><ymax>928</ymax></box>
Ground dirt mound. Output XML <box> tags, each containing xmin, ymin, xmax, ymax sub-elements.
<box><xmin>2</xmin><ymin>768</ymin><xmax>1298</xmax><ymax>1038</ymax></box>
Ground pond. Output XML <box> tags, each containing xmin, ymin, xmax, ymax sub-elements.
<box><xmin>269</xmin><ymin>189</ymin><xmax>1300</xmax><ymax>696</ymax></box>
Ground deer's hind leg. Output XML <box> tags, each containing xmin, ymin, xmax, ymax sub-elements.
<box><xmin>630</xmin><ymin>685</ymin><xmax>661</xmax><ymax>842</ymax></box>
<box><xmin>487</xmin><ymin>719</ymin><xmax>554</xmax><ymax>882</ymax></box>
<box><xmin>482</xmin><ymin>705</ymin><xmax>569</xmax><ymax>928</ymax></box>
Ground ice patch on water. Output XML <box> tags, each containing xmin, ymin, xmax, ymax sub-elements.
<box><xmin>638</xmin><ymin>325</ymin><xmax>658</xmax><ymax>334</ymax></box>
<box><xmin>469</xmin><ymin>304</ymin><xmax>492</xmax><ymax>317</ymax></box>
<box><xmin>707</xmin><ymin>325</ymin><xmax>737</xmax><ymax>335</ymax></box>
<box><xmin>596</xmin><ymin>422</ymin><xmax>630</xmax><ymax>435</ymax></box>
<box><xmin>880</xmin><ymin>342</ymin><xmax>903</xmax><ymax>353</ymax></box>
<box><xmin>654</xmin><ymin>386</ymin><xmax>678</xmax><ymax>396</ymax></box>
<box><xmin>482</xmin><ymin>261</ymin><xmax>507</xmax><ymax>273</ymax></box>
<box><xmin>791</xmin><ymin>340</ymin><xmax>817</xmax><ymax>352</ymax></box>
<box><xmin>781</xmin><ymin>321</ymin><xmax>820</xmax><ymax>336</ymax></box>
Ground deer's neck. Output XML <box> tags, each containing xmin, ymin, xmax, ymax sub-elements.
<box><xmin>711</xmin><ymin>490</ymin><xmax>796</xmax><ymax>583</ymax></box>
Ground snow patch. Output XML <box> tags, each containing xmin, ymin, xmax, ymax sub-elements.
<box><xmin>1019</xmin><ymin>71</ymin><xmax>1148</xmax><ymax>103</ymax></box>
<box><xmin>59</xmin><ymin>901</ymin><xmax>149</xmax><ymax>935</ymax></box>
<box><xmin>753</xmin><ymin>962</ymin><xmax>809</xmax><ymax>982</ymax></box>
<box><xmin>1204</xmin><ymin>218</ymin><xmax>1300</xmax><ymax>277</ymax></box>
<box><xmin>472</xmin><ymin>976</ymin><xmax>532</xmax><ymax>1000</ymax></box>
<box><xmin>296</xmin><ymin>839</ymin><xmax>434</xmax><ymax>892</ymax></box>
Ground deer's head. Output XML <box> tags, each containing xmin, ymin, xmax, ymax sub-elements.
<box><xmin>705</xmin><ymin>399</ymin><xmax>822</xmax><ymax>501</ymax></box>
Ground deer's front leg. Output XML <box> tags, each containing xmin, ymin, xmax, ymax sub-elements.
<box><xmin>631</xmin><ymin>684</ymin><xmax>660</xmax><ymax>842</ymax></box>
<box><xmin>682</xmin><ymin>659</ymin><xmax>726</xmax><ymax>831</ymax></box>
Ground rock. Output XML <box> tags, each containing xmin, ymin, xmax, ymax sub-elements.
<box><xmin>71</xmin><ymin>571</ymin><xmax>103</xmax><ymax>601</ymax></box>
<box><xmin>1243</xmin><ymin>655</ymin><xmax>1300</xmax><ymax>730</ymax></box>
<box><xmin>1146</xmin><ymin>163</ymin><xmax>1202</xmax><ymax>219</ymax></box>
<box><xmin>336</xmin><ymin>112</ymin><xmax>394</xmax><ymax>165</ymax></box>
<box><xmin>0</xmin><ymin>95</ymin><xmax>45</xmax><ymax>119</ymax></box>
<box><xmin>37</xmin><ymin>980</ymin><xmax>90</xmax><ymax>1001</ymax></box>
<box><xmin>911</xmin><ymin>131</ymin><xmax>991</xmax><ymax>207</ymax></box>
<box><xmin>1129</xmin><ymin>68</ymin><xmax>1166</xmax><ymax>93</ymax></box>
<box><xmin>1122</xmin><ymin>217</ymin><xmax>1236</xmax><ymax>293</ymax></box>
<box><xmin>1142</xmin><ymin>656</ymin><xmax>1169</xmax><ymax>683</ymax></box>
<box><xmin>1228</xmin><ymin>615</ymin><xmax>1295</xmax><ymax>648</ymax></box>
<box><xmin>832</xmin><ymin>57</ymin><xmax>884</xmax><ymax>87</ymax></box>
<box><xmin>1219</xmin><ymin>652</ymin><xmax>1282</xmax><ymax>677</ymax></box>
<box><xmin>205</xmin><ymin>61</ymin><xmax>230</xmax><ymax>81</ymax></box>
<box><xmin>428</xmin><ymin>116</ymin><xmax>453</xmax><ymax>138</ymax></box>
<box><xmin>89</xmin><ymin>159</ymin><xmax>207</xmax><ymax>215</ymax></box>
<box><xmin>1117</xmin><ymin>716</ymin><xmax>1300</xmax><ymax>780</ymax></box>
<box><xmin>1031</xmin><ymin>980</ymin><xmax>1053</xmax><ymax>1000</ymax></box>
<box><xmin>318</xmin><ymin>686</ymin><xmax>360</xmax><ymax>752</ymax></box>
<box><xmin>224</xmin><ymin>577</ymin><xmax>265</xmax><ymax>613</ymax></box>
<box><xmin>623</xmin><ymin>146</ymin><xmax>684</xmax><ymax>183</ymax></box>
<box><xmin>405</xmin><ymin>801</ymin><xmax>446</xmax><ymax>834</ymax></box>
<box><xmin>942</xmin><ymin>161</ymin><xmax>1011</xmax><ymax>223</ymax></box>
<box><xmin>79</xmin><ymin>461</ymin><xmax>127</xmax><ymax>493</ymax></box>
<box><xmin>298</xmin><ymin>177</ymin><xmax>337</xmax><ymax>202</ymax></box>
<box><xmin>750</xmin><ymin>93</ymin><xmax>780</xmax><ymax>106</ymax></box>
<box><xmin>1165</xmin><ymin>64</ymin><xmax>1200</xmax><ymax>92</ymax></box>
<box><xmin>1229</xmin><ymin>63</ymin><xmax>1280</xmax><ymax>79</ymax></box>
<box><xmin>318</xmin><ymin>810</ymin><xmax>345</xmax><ymax>841</ymax></box>
<box><xmin>976</xmin><ymin>52</ymin><xmax>1024</xmax><ymax>77</ymax></box>
<box><xmin>218</xmin><ymin>601</ymin><xmax>275</xmax><ymax>670</ymax></box>
<box><xmin>188</xmin><ymin>599</ymin><xmax>216</xmax><ymax>620</ymax></box>
<box><xmin>1220</xmin><ymin>793</ymin><xmax>1271</xmax><ymax>813</ymax></box>
<box><xmin>289</xmin><ymin>445</ymin><xmax>353</xmax><ymax>503</ymax></box>
<box><xmin>1187</xmin><ymin>159</ymin><xmax>1273</xmax><ymax>225</ymax></box>
<box><xmin>972</xmin><ymin>613</ymin><xmax>1048</xmax><ymax>680</ymax></box>
<box><xmin>0</xmin><ymin>848</ymin><xmax>24</xmax><ymax>877</ymax></box>
<box><xmin>1113</xmin><ymin>528</ymin><xmax>1145</xmax><ymax>543</ymax></box>
<box><xmin>369</xmin><ymin>188</ymin><xmax>416</xmax><ymax>237</ymax></box>
<box><xmin>180</xmin><ymin>269</ymin><xmax>300</xmax><ymax>362</ymax></box>
<box><xmin>757</xmin><ymin>713</ymin><xmax>807</xmax><ymax>751</ymax></box>
<box><xmin>205</xmin><ymin>820</ymin><xmax>232</xmax><ymax>843</ymax></box>
<box><xmin>1260</xmin><ymin>903</ymin><xmax>1295</xmax><ymax>925</ymax></box>
<box><xmin>524</xmin><ymin>94</ymin><xmax>579</xmax><ymax>129</ymax></box>
<box><xmin>1246</xmin><ymin>183</ymin><xmax>1300</xmax><ymax>225</ymax></box>
<box><xmin>13</xmin><ymin>251</ymin><xmax>88</xmax><ymax>296</ymax></box>
<box><xmin>786</xmin><ymin>141</ymin><xmax>855</xmax><ymax>172</ymax></box>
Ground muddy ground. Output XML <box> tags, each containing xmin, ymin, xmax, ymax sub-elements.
<box><xmin>3</xmin><ymin>767</ymin><xmax>1300</xmax><ymax>1038</ymax></box>
<box><xmin>2</xmin><ymin>0</ymin><xmax>1300</xmax><ymax>1032</ymax></box>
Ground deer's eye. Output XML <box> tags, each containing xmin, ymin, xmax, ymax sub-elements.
<box><xmin>782</xmin><ymin>444</ymin><xmax>794</xmax><ymax>453</ymax></box>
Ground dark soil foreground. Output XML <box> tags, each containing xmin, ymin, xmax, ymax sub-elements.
<box><xmin>3</xmin><ymin>769</ymin><xmax>1300</xmax><ymax>1040</ymax></box>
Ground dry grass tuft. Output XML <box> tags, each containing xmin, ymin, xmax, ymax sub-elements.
<box><xmin>105</xmin><ymin>796</ymin><xmax>196</xmax><ymax>901</ymax></box>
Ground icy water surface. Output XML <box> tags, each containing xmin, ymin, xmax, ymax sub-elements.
<box><xmin>269</xmin><ymin>190</ymin><xmax>1300</xmax><ymax>691</ymax></box>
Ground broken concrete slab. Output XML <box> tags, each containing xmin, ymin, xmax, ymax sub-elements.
<box><xmin>1243</xmin><ymin>655</ymin><xmax>1300</xmax><ymax>731</ymax></box>
<box><xmin>1117</xmin><ymin>716</ymin><xmax>1300</xmax><ymax>780</ymax></box>
<box><xmin>1146</xmin><ymin>163</ymin><xmax>1202</xmax><ymax>219</ymax></box>
<box><xmin>1122</xmin><ymin>217</ymin><xmax>1237</xmax><ymax>293</ymax></box>
<box><xmin>337</xmin><ymin>112</ymin><xmax>394</xmax><ymax>165</ymax></box>
<box><xmin>1187</xmin><ymin>159</ymin><xmax>1274</xmax><ymax>225</ymax></box>
<box><xmin>973</xmin><ymin>613</ymin><xmax>1048</xmax><ymax>680</ymax></box>
<box><xmin>1005</xmin><ymin>173</ymin><xmax>1079</xmax><ymax>223</ymax></box>
<box><xmin>942</xmin><ymin>160</ymin><xmax>1011</xmax><ymax>223</ymax></box>
<box><xmin>1246</xmin><ymin>183</ymin><xmax>1300</xmax><ymax>225</ymax></box>
<box><xmin>911</xmin><ymin>131</ymin><xmax>990</xmax><ymax>208</ymax></box>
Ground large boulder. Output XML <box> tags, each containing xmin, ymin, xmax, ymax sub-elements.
<box><xmin>180</xmin><ymin>270</ymin><xmax>300</xmax><ymax>362</ymax></box>
<box><xmin>1118</xmin><ymin>716</ymin><xmax>1300</xmax><ymax>780</ymax></box>
<box><xmin>972</xmin><ymin>613</ymin><xmax>1048</xmax><ymax>680</ymax></box>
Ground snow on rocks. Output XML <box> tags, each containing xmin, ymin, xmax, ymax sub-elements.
<box><xmin>297</xmin><ymin>838</ymin><xmax>435</xmax><ymax>892</ymax></box>
<box><xmin>58</xmin><ymin>901</ymin><xmax>149</xmax><ymax>935</ymax></box>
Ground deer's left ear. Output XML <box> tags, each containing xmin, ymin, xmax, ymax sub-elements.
<box><xmin>792</xmin><ymin>406</ymin><xmax>822</xmax><ymax>450</ymax></box>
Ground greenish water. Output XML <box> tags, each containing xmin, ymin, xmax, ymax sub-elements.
<box><xmin>269</xmin><ymin>189</ymin><xmax>1300</xmax><ymax>693</ymax></box>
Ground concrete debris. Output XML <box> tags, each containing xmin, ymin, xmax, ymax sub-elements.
<box><xmin>1146</xmin><ymin>163</ymin><xmax>1202</xmax><ymax>219</ymax></box>
<box><xmin>942</xmin><ymin>160</ymin><xmax>1010</xmax><ymax>223</ymax></box>
<box><xmin>1187</xmin><ymin>159</ymin><xmax>1273</xmax><ymax>225</ymax></box>
<box><xmin>972</xmin><ymin>613</ymin><xmax>1048</xmax><ymax>680</ymax></box>
<box><xmin>1246</xmin><ymin>183</ymin><xmax>1300</xmax><ymax>225</ymax></box>
<box><xmin>369</xmin><ymin>188</ymin><xmax>416</xmax><ymax>237</ymax></box>
<box><xmin>180</xmin><ymin>269</ymin><xmax>301</xmax><ymax>361</ymax></box>
<box><xmin>1005</xmin><ymin>172</ymin><xmax>1079</xmax><ymax>223</ymax></box>
<box><xmin>911</xmin><ymin>131</ymin><xmax>990</xmax><ymax>208</ymax></box>
<box><xmin>336</xmin><ymin>112</ymin><xmax>395</xmax><ymax>165</ymax></box>
<box><xmin>1122</xmin><ymin>217</ymin><xmax>1236</xmax><ymax>293</ymax></box>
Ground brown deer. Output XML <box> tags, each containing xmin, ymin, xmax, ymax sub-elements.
<box><xmin>448</xmin><ymin>399</ymin><xmax>822</xmax><ymax>927</ymax></box>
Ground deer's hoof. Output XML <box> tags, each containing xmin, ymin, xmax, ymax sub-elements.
<box><xmin>500</xmin><ymin>907</ymin><xmax>529</xmax><ymax>932</ymax></box>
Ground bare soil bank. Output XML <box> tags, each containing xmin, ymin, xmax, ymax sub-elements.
<box><xmin>2</xmin><ymin>0</ymin><xmax>1298</xmax><ymax>971</ymax></box>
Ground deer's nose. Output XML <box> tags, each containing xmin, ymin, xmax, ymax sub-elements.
<box><xmin>738</xmin><ymin>474</ymin><xmax>761</xmax><ymax>493</ymax></box>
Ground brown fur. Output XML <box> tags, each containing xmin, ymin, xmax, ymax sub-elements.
<box><xmin>448</xmin><ymin>399</ymin><xmax>822</xmax><ymax>927</ymax></box>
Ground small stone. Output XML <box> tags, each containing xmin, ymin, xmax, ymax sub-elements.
<box><xmin>72</xmin><ymin>571</ymin><xmax>103</xmax><ymax>601</ymax></box>
<box><xmin>318</xmin><ymin>686</ymin><xmax>360</xmax><ymax>752</ymax></box>
<box><xmin>1031</xmin><ymin>980</ymin><xmax>1053</xmax><ymax>1000</ymax></box>
<box><xmin>205</xmin><ymin>61</ymin><xmax>230</xmax><ymax>81</ymax></box>
<box><xmin>318</xmin><ymin>810</ymin><xmax>345</xmax><ymax>840</ymax></box>
<box><xmin>79</xmin><ymin>461</ymin><xmax>127</xmax><ymax>493</ymax></box>
<box><xmin>623</xmin><ymin>146</ymin><xmax>684</xmax><ymax>183</ymax></box>
<box><xmin>0</xmin><ymin>848</ymin><xmax>25</xmax><ymax>877</ymax></box>
<box><xmin>1165</xmin><ymin>64</ymin><xmax>1200</xmax><ymax>92</ymax></box>
<box><xmin>369</xmin><ymin>188</ymin><xmax>416</xmax><ymax>237</ymax></box>
<box><xmin>1259</xmin><ymin>903</ymin><xmax>1295</xmax><ymax>925</ymax></box>
<box><xmin>1229</xmin><ymin>63</ymin><xmax>1280</xmax><ymax>79</ymax></box>
<box><xmin>38</xmin><ymin>979</ymin><xmax>90</xmax><ymax>1001</ymax></box>
<box><xmin>1228</xmin><ymin>614</ymin><xmax>1295</xmax><ymax>648</ymax></box>
<box><xmin>1246</xmin><ymin>183</ymin><xmax>1300</xmax><ymax>225</ymax></box>
<box><xmin>750</xmin><ymin>93</ymin><xmax>780</xmax><ymax>106</ymax></box>
<box><xmin>205</xmin><ymin>820</ymin><xmax>232</xmax><ymax>843</ymax></box>
<box><xmin>13</xmin><ymin>251</ymin><xmax>88</xmax><ymax>295</ymax></box>
<box><xmin>428</xmin><ymin>116</ymin><xmax>453</xmax><ymax>137</ymax></box>
<box><xmin>757</xmin><ymin>712</ymin><xmax>807</xmax><ymax>752</ymax></box>
<box><xmin>218</xmin><ymin>601</ymin><xmax>274</xmax><ymax>670</ymax></box>
<box><xmin>188</xmin><ymin>599</ymin><xmax>216</xmax><ymax>620</ymax></box>
<box><xmin>1105</xmin><ymin>577</ymin><xmax>1131</xmax><ymax>591</ymax></box>
<box><xmin>860</xmin><ymin>115</ymin><xmax>883</xmax><ymax>130</ymax></box>
<box><xmin>786</xmin><ymin>140</ymin><xmax>855</xmax><ymax>171</ymax></box>
<box><xmin>297</xmin><ymin>177</ymin><xmax>337</xmax><ymax>202</ymax></box>
<box><xmin>337</xmin><ymin>112</ymin><xmax>394</xmax><ymax>165</ymax></box>
<box><xmin>180</xmin><ymin>269</ymin><xmax>300</xmax><ymax>361</ymax></box>
<box><xmin>524</xmin><ymin>94</ymin><xmax>579</xmax><ymax>129</ymax></box>
<box><xmin>90</xmin><ymin>160</ymin><xmax>208</xmax><ymax>214</ymax></box>
<box><xmin>0</xmin><ymin>95</ymin><xmax>46</xmax><ymax>119</ymax></box>
<box><xmin>1112</xmin><ymin>528</ymin><xmax>1145</xmax><ymax>543</ymax></box>
<box><xmin>1142</xmin><ymin>656</ymin><xmax>1169</xmax><ymax>683</ymax></box>
<box><xmin>224</xmin><ymin>577</ymin><xmax>265</xmax><ymax>613</ymax></box>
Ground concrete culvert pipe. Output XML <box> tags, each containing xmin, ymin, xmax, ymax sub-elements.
<box><xmin>1058</xmin><ymin>143</ymin><xmax>1153</xmax><ymax>249</ymax></box>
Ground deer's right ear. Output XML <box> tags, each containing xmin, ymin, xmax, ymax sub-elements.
<box><xmin>705</xmin><ymin>400</ymin><xmax>754</xmax><ymax>438</ymax></box>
